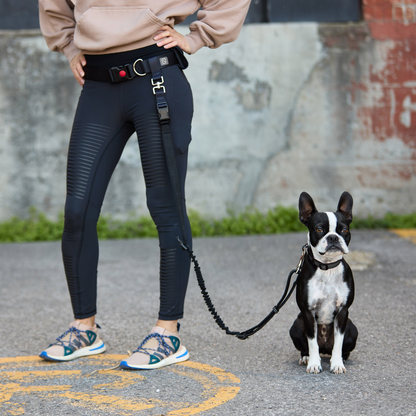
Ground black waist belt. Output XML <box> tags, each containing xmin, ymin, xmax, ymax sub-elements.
<box><xmin>83</xmin><ymin>49</ymin><xmax>180</xmax><ymax>83</ymax></box>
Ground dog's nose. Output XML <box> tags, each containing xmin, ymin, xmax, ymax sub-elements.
<box><xmin>327</xmin><ymin>235</ymin><xmax>339</xmax><ymax>244</ymax></box>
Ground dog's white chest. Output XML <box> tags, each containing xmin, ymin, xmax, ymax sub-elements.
<box><xmin>307</xmin><ymin>267</ymin><xmax>350</xmax><ymax>324</ymax></box>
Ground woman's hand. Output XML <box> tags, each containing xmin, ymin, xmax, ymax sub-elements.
<box><xmin>70</xmin><ymin>52</ymin><xmax>87</xmax><ymax>86</ymax></box>
<box><xmin>154</xmin><ymin>25</ymin><xmax>191</xmax><ymax>54</ymax></box>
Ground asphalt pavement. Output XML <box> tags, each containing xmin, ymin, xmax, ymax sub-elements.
<box><xmin>0</xmin><ymin>230</ymin><xmax>415</xmax><ymax>415</ymax></box>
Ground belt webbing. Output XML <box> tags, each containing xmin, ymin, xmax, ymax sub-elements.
<box><xmin>149</xmin><ymin>56</ymin><xmax>188</xmax><ymax>247</ymax></box>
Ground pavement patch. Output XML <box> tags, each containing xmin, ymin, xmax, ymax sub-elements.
<box><xmin>346</xmin><ymin>250</ymin><xmax>376</xmax><ymax>271</ymax></box>
<box><xmin>0</xmin><ymin>355</ymin><xmax>240</xmax><ymax>415</ymax></box>
<box><xmin>391</xmin><ymin>229</ymin><xmax>416</xmax><ymax>245</ymax></box>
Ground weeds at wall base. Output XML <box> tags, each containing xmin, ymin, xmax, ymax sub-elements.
<box><xmin>0</xmin><ymin>207</ymin><xmax>415</xmax><ymax>243</ymax></box>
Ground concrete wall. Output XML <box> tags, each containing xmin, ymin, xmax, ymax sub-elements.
<box><xmin>0</xmin><ymin>4</ymin><xmax>415</xmax><ymax>222</ymax></box>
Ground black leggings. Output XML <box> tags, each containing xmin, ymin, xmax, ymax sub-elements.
<box><xmin>62</xmin><ymin>46</ymin><xmax>193</xmax><ymax>321</ymax></box>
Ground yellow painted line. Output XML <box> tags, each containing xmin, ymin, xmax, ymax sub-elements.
<box><xmin>179</xmin><ymin>361</ymin><xmax>241</xmax><ymax>384</ymax></box>
<box><xmin>166</xmin><ymin>386</ymin><xmax>240</xmax><ymax>416</ymax></box>
<box><xmin>0</xmin><ymin>382</ymin><xmax>70</xmax><ymax>403</ymax></box>
<box><xmin>92</xmin><ymin>369</ymin><xmax>146</xmax><ymax>390</ymax></box>
<box><xmin>0</xmin><ymin>356</ymin><xmax>44</xmax><ymax>364</ymax></box>
<box><xmin>54</xmin><ymin>391</ymin><xmax>157</xmax><ymax>413</ymax></box>
<box><xmin>391</xmin><ymin>229</ymin><xmax>416</xmax><ymax>244</ymax></box>
<box><xmin>1</xmin><ymin>370</ymin><xmax>81</xmax><ymax>382</ymax></box>
<box><xmin>0</xmin><ymin>355</ymin><xmax>240</xmax><ymax>415</ymax></box>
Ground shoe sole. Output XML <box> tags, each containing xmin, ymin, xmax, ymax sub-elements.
<box><xmin>39</xmin><ymin>340</ymin><xmax>107</xmax><ymax>362</ymax></box>
<box><xmin>119</xmin><ymin>345</ymin><xmax>189</xmax><ymax>370</ymax></box>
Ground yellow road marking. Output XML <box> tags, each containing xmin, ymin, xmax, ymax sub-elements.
<box><xmin>0</xmin><ymin>383</ymin><xmax>70</xmax><ymax>403</ymax></box>
<box><xmin>92</xmin><ymin>369</ymin><xmax>146</xmax><ymax>390</ymax></box>
<box><xmin>391</xmin><ymin>229</ymin><xmax>416</xmax><ymax>244</ymax></box>
<box><xmin>166</xmin><ymin>386</ymin><xmax>240</xmax><ymax>416</ymax></box>
<box><xmin>53</xmin><ymin>391</ymin><xmax>157</xmax><ymax>413</ymax></box>
<box><xmin>1</xmin><ymin>370</ymin><xmax>81</xmax><ymax>382</ymax></box>
<box><xmin>180</xmin><ymin>361</ymin><xmax>241</xmax><ymax>384</ymax></box>
<box><xmin>0</xmin><ymin>355</ymin><xmax>240</xmax><ymax>415</ymax></box>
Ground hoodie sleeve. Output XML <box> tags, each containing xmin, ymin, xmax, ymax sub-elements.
<box><xmin>38</xmin><ymin>0</ymin><xmax>81</xmax><ymax>62</ymax></box>
<box><xmin>185</xmin><ymin>0</ymin><xmax>251</xmax><ymax>54</ymax></box>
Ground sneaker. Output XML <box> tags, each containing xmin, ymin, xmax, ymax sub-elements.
<box><xmin>39</xmin><ymin>321</ymin><xmax>106</xmax><ymax>361</ymax></box>
<box><xmin>119</xmin><ymin>326</ymin><xmax>189</xmax><ymax>370</ymax></box>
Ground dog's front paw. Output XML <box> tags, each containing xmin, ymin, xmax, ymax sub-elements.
<box><xmin>299</xmin><ymin>356</ymin><xmax>309</xmax><ymax>366</ymax></box>
<box><xmin>330</xmin><ymin>358</ymin><xmax>346</xmax><ymax>374</ymax></box>
<box><xmin>306</xmin><ymin>358</ymin><xmax>322</xmax><ymax>374</ymax></box>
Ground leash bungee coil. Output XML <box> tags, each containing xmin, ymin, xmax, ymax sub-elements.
<box><xmin>149</xmin><ymin>53</ymin><xmax>308</xmax><ymax>340</ymax></box>
<box><xmin>179</xmin><ymin>239</ymin><xmax>308</xmax><ymax>340</ymax></box>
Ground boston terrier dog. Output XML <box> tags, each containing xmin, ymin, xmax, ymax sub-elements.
<box><xmin>289</xmin><ymin>192</ymin><xmax>358</xmax><ymax>374</ymax></box>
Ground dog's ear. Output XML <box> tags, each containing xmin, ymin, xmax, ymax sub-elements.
<box><xmin>299</xmin><ymin>192</ymin><xmax>317</xmax><ymax>226</ymax></box>
<box><xmin>337</xmin><ymin>192</ymin><xmax>353</xmax><ymax>224</ymax></box>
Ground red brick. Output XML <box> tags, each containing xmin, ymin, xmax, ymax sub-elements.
<box><xmin>372</xmin><ymin>3</ymin><xmax>394</xmax><ymax>19</ymax></box>
<box><xmin>394</xmin><ymin>5</ymin><xmax>405</xmax><ymax>20</ymax></box>
<box><xmin>369</xmin><ymin>39</ymin><xmax>416</xmax><ymax>83</ymax></box>
<box><xmin>363</xmin><ymin>5</ymin><xmax>371</xmax><ymax>19</ymax></box>
<box><xmin>383</xmin><ymin>5</ymin><xmax>394</xmax><ymax>18</ymax></box>
<box><xmin>368</xmin><ymin>21</ymin><xmax>416</xmax><ymax>38</ymax></box>
<box><xmin>363</xmin><ymin>5</ymin><xmax>375</xmax><ymax>19</ymax></box>
<box><xmin>363</xmin><ymin>3</ymin><xmax>393</xmax><ymax>20</ymax></box>
<box><xmin>403</xmin><ymin>0</ymin><xmax>416</xmax><ymax>5</ymax></box>
<box><xmin>365</xmin><ymin>0</ymin><xmax>388</xmax><ymax>5</ymax></box>
<box><xmin>405</xmin><ymin>6</ymin><xmax>415</xmax><ymax>20</ymax></box>
<box><xmin>373</xmin><ymin>5</ymin><xmax>388</xmax><ymax>18</ymax></box>
<box><xmin>318</xmin><ymin>24</ymin><xmax>371</xmax><ymax>51</ymax></box>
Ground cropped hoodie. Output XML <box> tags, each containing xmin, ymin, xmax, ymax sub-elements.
<box><xmin>39</xmin><ymin>0</ymin><xmax>251</xmax><ymax>62</ymax></box>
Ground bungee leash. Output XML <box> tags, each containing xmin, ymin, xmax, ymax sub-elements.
<box><xmin>178</xmin><ymin>239</ymin><xmax>308</xmax><ymax>340</ymax></box>
<box><xmin>149</xmin><ymin>52</ymin><xmax>307</xmax><ymax>340</ymax></box>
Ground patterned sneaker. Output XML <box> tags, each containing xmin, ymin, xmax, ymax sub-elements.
<box><xmin>119</xmin><ymin>326</ymin><xmax>189</xmax><ymax>370</ymax></box>
<box><xmin>39</xmin><ymin>321</ymin><xmax>106</xmax><ymax>361</ymax></box>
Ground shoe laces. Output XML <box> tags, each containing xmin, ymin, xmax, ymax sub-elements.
<box><xmin>50</xmin><ymin>327</ymin><xmax>85</xmax><ymax>348</ymax></box>
<box><xmin>133</xmin><ymin>333</ymin><xmax>174</xmax><ymax>357</ymax></box>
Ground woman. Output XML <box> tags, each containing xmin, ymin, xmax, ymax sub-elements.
<box><xmin>38</xmin><ymin>0</ymin><xmax>250</xmax><ymax>370</ymax></box>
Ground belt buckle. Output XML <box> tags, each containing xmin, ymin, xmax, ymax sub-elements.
<box><xmin>133</xmin><ymin>59</ymin><xmax>147</xmax><ymax>76</ymax></box>
<box><xmin>109</xmin><ymin>64</ymin><xmax>132</xmax><ymax>83</ymax></box>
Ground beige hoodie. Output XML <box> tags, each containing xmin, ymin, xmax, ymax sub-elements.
<box><xmin>38</xmin><ymin>0</ymin><xmax>251</xmax><ymax>62</ymax></box>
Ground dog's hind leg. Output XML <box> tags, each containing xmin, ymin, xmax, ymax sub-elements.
<box><xmin>289</xmin><ymin>314</ymin><xmax>309</xmax><ymax>365</ymax></box>
<box><xmin>342</xmin><ymin>318</ymin><xmax>358</xmax><ymax>361</ymax></box>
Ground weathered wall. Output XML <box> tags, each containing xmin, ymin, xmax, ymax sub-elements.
<box><xmin>254</xmin><ymin>19</ymin><xmax>416</xmax><ymax>218</ymax></box>
<box><xmin>0</xmin><ymin>3</ymin><xmax>415</xmax><ymax>222</ymax></box>
<box><xmin>0</xmin><ymin>31</ymin><xmax>79</xmax><ymax>221</ymax></box>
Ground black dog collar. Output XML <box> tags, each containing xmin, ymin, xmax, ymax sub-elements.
<box><xmin>308</xmin><ymin>250</ymin><xmax>343</xmax><ymax>271</ymax></box>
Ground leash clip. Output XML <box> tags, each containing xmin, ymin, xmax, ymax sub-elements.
<box><xmin>295</xmin><ymin>244</ymin><xmax>309</xmax><ymax>274</ymax></box>
<box><xmin>176</xmin><ymin>237</ymin><xmax>188</xmax><ymax>251</ymax></box>
<box><xmin>152</xmin><ymin>76</ymin><xmax>166</xmax><ymax>94</ymax></box>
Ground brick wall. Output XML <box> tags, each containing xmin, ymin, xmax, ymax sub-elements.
<box><xmin>360</xmin><ymin>0</ymin><xmax>416</xmax><ymax>158</ymax></box>
<box><xmin>363</xmin><ymin>0</ymin><xmax>416</xmax><ymax>38</ymax></box>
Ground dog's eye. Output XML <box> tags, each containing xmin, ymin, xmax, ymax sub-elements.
<box><xmin>316</xmin><ymin>228</ymin><xmax>323</xmax><ymax>233</ymax></box>
<box><xmin>342</xmin><ymin>228</ymin><xmax>349</xmax><ymax>233</ymax></box>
